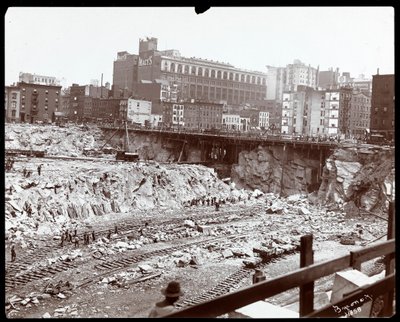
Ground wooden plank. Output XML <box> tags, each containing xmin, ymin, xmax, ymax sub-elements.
<box><xmin>299</xmin><ymin>235</ymin><xmax>314</xmax><ymax>317</ymax></box>
<box><xmin>350</xmin><ymin>239</ymin><xmax>394</xmax><ymax>268</ymax></box>
<box><xmin>165</xmin><ymin>254</ymin><xmax>351</xmax><ymax>318</ymax></box>
<box><xmin>305</xmin><ymin>274</ymin><xmax>395</xmax><ymax>317</ymax></box>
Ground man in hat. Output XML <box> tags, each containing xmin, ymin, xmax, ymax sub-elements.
<box><xmin>148</xmin><ymin>281</ymin><xmax>183</xmax><ymax>318</ymax></box>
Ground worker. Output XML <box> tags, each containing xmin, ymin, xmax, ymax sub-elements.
<box><xmin>37</xmin><ymin>164</ymin><xmax>42</xmax><ymax>176</ymax></box>
<box><xmin>148</xmin><ymin>281</ymin><xmax>183</xmax><ymax>318</ymax></box>
<box><xmin>114</xmin><ymin>224</ymin><xmax>118</xmax><ymax>234</ymax></box>
<box><xmin>74</xmin><ymin>235</ymin><xmax>79</xmax><ymax>248</ymax></box>
<box><xmin>107</xmin><ymin>229</ymin><xmax>112</xmax><ymax>240</ymax></box>
<box><xmin>11</xmin><ymin>245</ymin><xmax>16</xmax><ymax>262</ymax></box>
<box><xmin>92</xmin><ymin>230</ymin><xmax>95</xmax><ymax>241</ymax></box>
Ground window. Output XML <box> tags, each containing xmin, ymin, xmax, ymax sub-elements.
<box><xmin>45</xmin><ymin>90</ymin><xmax>49</xmax><ymax>94</ymax></box>
<box><xmin>12</xmin><ymin>110</ymin><xmax>16</xmax><ymax>117</ymax></box>
<box><xmin>44</xmin><ymin>105</ymin><xmax>48</xmax><ymax>110</ymax></box>
<box><xmin>383</xmin><ymin>107</ymin><xmax>387</xmax><ymax>112</ymax></box>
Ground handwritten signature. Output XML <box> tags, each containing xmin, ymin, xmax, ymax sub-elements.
<box><xmin>332</xmin><ymin>294</ymin><xmax>373</xmax><ymax>317</ymax></box>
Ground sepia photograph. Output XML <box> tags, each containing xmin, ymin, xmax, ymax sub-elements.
<box><xmin>4</xmin><ymin>6</ymin><xmax>395</xmax><ymax>318</ymax></box>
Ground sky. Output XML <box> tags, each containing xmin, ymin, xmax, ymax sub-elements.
<box><xmin>5</xmin><ymin>7</ymin><xmax>394</xmax><ymax>88</ymax></box>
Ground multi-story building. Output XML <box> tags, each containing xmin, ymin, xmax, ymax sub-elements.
<box><xmin>258</xmin><ymin>111</ymin><xmax>270</xmax><ymax>129</ymax></box>
<box><xmin>112</xmin><ymin>51</ymin><xmax>139</xmax><ymax>98</ymax></box>
<box><xmin>126</xmin><ymin>98</ymin><xmax>152</xmax><ymax>126</ymax></box>
<box><xmin>69</xmin><ymin>84</ymin><xmax>110</xmax><ymax>120</ymax></box>
<box><xmin>281</xmin><ymin>86</ymin><xmax>354</xmax><ymax>137</ymax></box>
<box><xmin>16</xmin><ymin>82</ymin><xmax>62</xmax><ymax>123</ymax></box>
<box><xmin>265</xmin><ymin>66</ymin><xmax>286</xmax><ymax>101</ymax></box>
<box><xmin>281</xmin><ymin>91</ymin><xmax>307</xmax><ymax>135</ymax></box>
<box><xmin>162</xmin><ymin>101</ymin><xmax>223</xmax><ymax>131</ymax></box>
<box><xmin>318</xmin><ymin>68</ymin><xmax>340</xmax><ymax>89</ymax></box>
<box><xmin>92</xmin><ymin>98</ymin><xmax>122</xmax><ymax>121</ymax></box>
<box><xmin>5</xmin><ymin>86</ymin><xmax>21</xmax><ymax>122</ymax></box>
<box><xmin>19</xmin><ymin>72</ymin><xmax>60</xmax><ymax>86</ymax></box>
<box><xmin>222</xmin><ymin>113</ymin><xmax>241</xmax><ymax>130</ymax></box>
<box><xmin>338</xmin><ymin>72</ymin><xmax>372</xmax><ymax>94</ymax></box>
<box><xmin>284</xmin><ymin>59</ymin><xmax>319</xmax><ymax>92</ymax></box>
<box><xmin>113</xmin><ymin>37</ymin><xmax>268</xmax><ymax>106</ymax></box>
<box><xmin>347</xmin><ymin>91</ymin><xmax>371</xmax><ymax>138</ymax></box>
<box><xmin>370</xmin><ymin>74</ymin><xmax>394</xmax><ymax>140</ymax></box>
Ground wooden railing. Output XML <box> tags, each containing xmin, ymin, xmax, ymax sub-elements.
<box><xmin>164</xmin><ymin>202</ymin><xmax>395</xmax><ymax>318</ymax></box>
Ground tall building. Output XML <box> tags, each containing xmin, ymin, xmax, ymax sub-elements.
<box><xmin>265</xmin><ymin>66</ymin><xmax>286</xmax><ymax>101</ymax></box>
<box><xmin>113</xmin><ymin>37</ymin><xmax>268</xmax><ymax>106</ymax></box>
<box><xmin>318</xmin><ymin>68</ymin><xmax>340</xmax><ymax>89</ymax></box>
<box><xmin>112</xmin><ymin>51</ymin><xmax>138</xmax><ymax>98</ymax></box>
<box><xmin>284</xmin><ymin>59</ymin><xmax>319</xmax><ymax>92</ymax></box>
<box><xmin>5</xmin><ymin>86</ymin><xmax>21</xmax><ymax>122</ymax></box>
<box><xmin>370</xmin><ymin>74</ymin><xmax>394</xmax><ymax>140</ymax></box>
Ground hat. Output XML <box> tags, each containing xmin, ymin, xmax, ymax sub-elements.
<box><xmin>161</xmin><ymin>281</ymin><xmax>183</xmax><ymax>297</ymax></box>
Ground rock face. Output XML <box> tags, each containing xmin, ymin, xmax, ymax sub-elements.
<box><xmin>317</xmin><ymin>146</ymin><xmax>394</xmax><ymax>211</ymax></box>
<box><xmin>231</xmin><ymin>146</ymin><xmax>320</xmax><ymax>195</ymax></box>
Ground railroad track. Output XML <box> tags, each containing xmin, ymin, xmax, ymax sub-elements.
<box><xmin>5</xmin><ymin>261</ymin><xmax>78</xmax><ymax>291</ymax></box>
<box><xmin>5</xmin><ymin>203</ymin><xmax>265</xmax><ymax>274</ymax></box>
<box><xmin>5</xmin><ymin>203</ymin><xmax>267</xmax><ymax>293</ymax></box>
<box><xmin>175</xmin><ymin>247</ymin><xmax>300</xmax><ymax>309</ymax></box>
<box><xmin>78</xmin><ymin>233</ymin><xmax>251</xmax><ymax>289</ymax></box>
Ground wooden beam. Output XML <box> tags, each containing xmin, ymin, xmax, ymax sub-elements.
<box><xmin>299</xmin><ymin>235</ymin><xmax>314</xmax><ymax>316</ymax></box>
<box><xmin>350</xmin><ymin>239</ymin><xmax>395</xmax><ymax>269</ymax></box>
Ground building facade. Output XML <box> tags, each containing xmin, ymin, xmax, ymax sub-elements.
<box><xmin>265</xmin><ymin>66</ymin><xmax>286</xmax><ymax>101</ymax></box>
<box><xmin>112</xmin><ymin>51</ymin><xmax>138</xmax><ymax>98</ymax></box>
<box><xmin>347</xmin><ymin>91</ymin><xmax>371</xmax><ymax>138</ymax></box>
<box><xmin>113</xmin><ymin>37</ymin><xmax>268</xmax><ymax>106</ymax></box>
<box><xmin>370</xmin><ymin>74</ymin><xmax>394</xmax><ymax>140</ymax></box>
<box><xmin>284</xmin><ymin>59</ymin><xmax>319</xmax><ymax>92</ymax></box>
<box><xmin>222</xmin><ymin>113</ymin><xmax>241</xmax><ymax>130</ymax></box>
<box><xmin>17</xmin><ymin>82</ymin><xmax>62</xmax><ymax>123</ymax></box>
<box><xmin>5</xmin><ymin>86</ymin><xmax>21</xmax><ymax>122</ymax></box>
<box><xmin>19</xmin><ymin>72</ymin><xmax>60</xmax><ymax>86</ymax></box>
<box><xmin>318</xmin><ymin>68</ymin><xmax>340</xmax><ymax>89</ymax></box>
<box><xmin>127</xmin><ymin>98</ymin><xmax>152</xmax><ymax>126</ymax></box>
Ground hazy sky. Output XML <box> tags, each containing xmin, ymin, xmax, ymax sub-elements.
<box><xmin>5</xmin><ymin>7</ymin><xmax>394</xmax><ymax>88</ymax></box>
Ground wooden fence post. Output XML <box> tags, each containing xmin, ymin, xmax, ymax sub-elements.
<box><xmin>299</xmin><ymin>234</ymin><xmax>314</xmax><ymax>316</ymax></box>
<box><xmin>382</xmin><ymin>201</ymin><xmax>395</xmax><ymax>316</ymax></box>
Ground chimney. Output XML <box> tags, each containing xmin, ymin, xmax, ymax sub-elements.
<box><xmin>377</xmin><ymin>68</ymin><xmax>380</xmax><ymax>75</ymax></box>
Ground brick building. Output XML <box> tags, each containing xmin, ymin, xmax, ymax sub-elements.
<box><xmin>113</xmin><ymin>37</ymin><xmax>267</xmax><ymax>106</ymax></box>
<box><xmin>370</xmin><ymin>74</ymin><xmax>394</xmax><ymax>140</ymax></box>
<box><xmin>17</xmin><ymin>82</ymin><xmax>62</xmax><ymax>123</ymax></box>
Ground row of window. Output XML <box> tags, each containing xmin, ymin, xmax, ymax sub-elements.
<box><xmin>163</xmin><ymin>62</ymin><xmax>266</xmax><ymax>85</ymax></box>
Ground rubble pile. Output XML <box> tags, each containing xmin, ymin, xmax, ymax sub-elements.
<box><xmin>5</xmin><ymin>123</ymin><xmax>106</xmax><ymax>157</ymax></box>
<box><xmin>5</xmin><ymin>158</ymin><xmax>237</xmax><ymax>237</ymax></box>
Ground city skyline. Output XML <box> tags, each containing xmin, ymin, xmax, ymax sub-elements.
<box><xmin>5</xmin><ymin>7</ymin><xmax>394</xmax><ymax>88</ymax></box>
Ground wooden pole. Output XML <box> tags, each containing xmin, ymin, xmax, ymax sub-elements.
<box><xmin>382</xmin><ymin>201</ymin><xmax>395</xmax><ymax>316</ymax></box>
<box><xmin>299</xmin><ymin>234</ymin><xmax>314</xmax><ymax>316</ymax></box>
